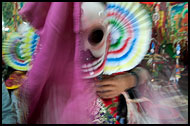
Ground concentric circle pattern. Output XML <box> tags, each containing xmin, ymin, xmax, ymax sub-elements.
<box><xmin>104</xmin><ymin>2</ymin><xmax>152</xmax><ymax>75</ymax></box>
<box><xmin>2</xmin><ymin>28</ymin><xmax>39</xmax><ymax>71</ymax></box>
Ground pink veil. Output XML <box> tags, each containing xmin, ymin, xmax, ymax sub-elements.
<box><xmin>19</xmin><ymin>2</ymin><xmax>97</xmax><ymax>124</ymax></box>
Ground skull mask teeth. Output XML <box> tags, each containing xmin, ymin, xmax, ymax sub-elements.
<box><xmin>80</xmin><ymin>2</ymin><xmax>109</xmax><ymax>79</ymax></box>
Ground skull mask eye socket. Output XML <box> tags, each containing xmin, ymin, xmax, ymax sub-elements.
<box><xmin>88</xmin><ymin>28</ymin><xmax>104</xmax><ymax>45</ymax></box>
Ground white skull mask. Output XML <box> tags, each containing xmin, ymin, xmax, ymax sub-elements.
<box><xmin>80</xmin><ymin>2</ymin><xmax>110</xmax><ymax>78</ymax></box>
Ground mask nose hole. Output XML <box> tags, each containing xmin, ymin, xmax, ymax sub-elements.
<box><xmin>88</xmin><ymin>28</ymin><xmax>104</xmax><ymax>45</ymax></box>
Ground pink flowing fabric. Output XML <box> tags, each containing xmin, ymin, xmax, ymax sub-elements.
<box><xmin>19</xmin><ymin>2</ymin><xmax>97</xmax><ymax>124</ymax></box>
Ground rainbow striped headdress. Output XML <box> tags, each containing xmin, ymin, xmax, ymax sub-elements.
<box><xmin>104</xmin><ymin>2</ymin><xmax>152</xmax><ymax>75</ymax></box>
<box><xmin>2</xmin><ymin>28</ymin><xmax>39</xmax><ymax>71</ymax></box>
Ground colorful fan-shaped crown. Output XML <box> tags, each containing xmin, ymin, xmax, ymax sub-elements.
<box><xmin>103</xmin><ymin>2</ymin><xmax>152</xmax><ymax>75</ymax></box>
<box><xmin>2</xmin><ymin>28</ymin><xmax>39</xmax><ymax>71</ymax></box>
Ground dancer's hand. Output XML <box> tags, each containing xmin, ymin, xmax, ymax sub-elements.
<box><xmin>96</xmin><ymin>73</ymin><xmax>136</xmax><ymax>99</ymax></box>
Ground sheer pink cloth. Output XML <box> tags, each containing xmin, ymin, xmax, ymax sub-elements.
<box><xmin>19</xmin><ymin>2</ymin><xmax>96</xmax><ymax>124</ymax></box>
